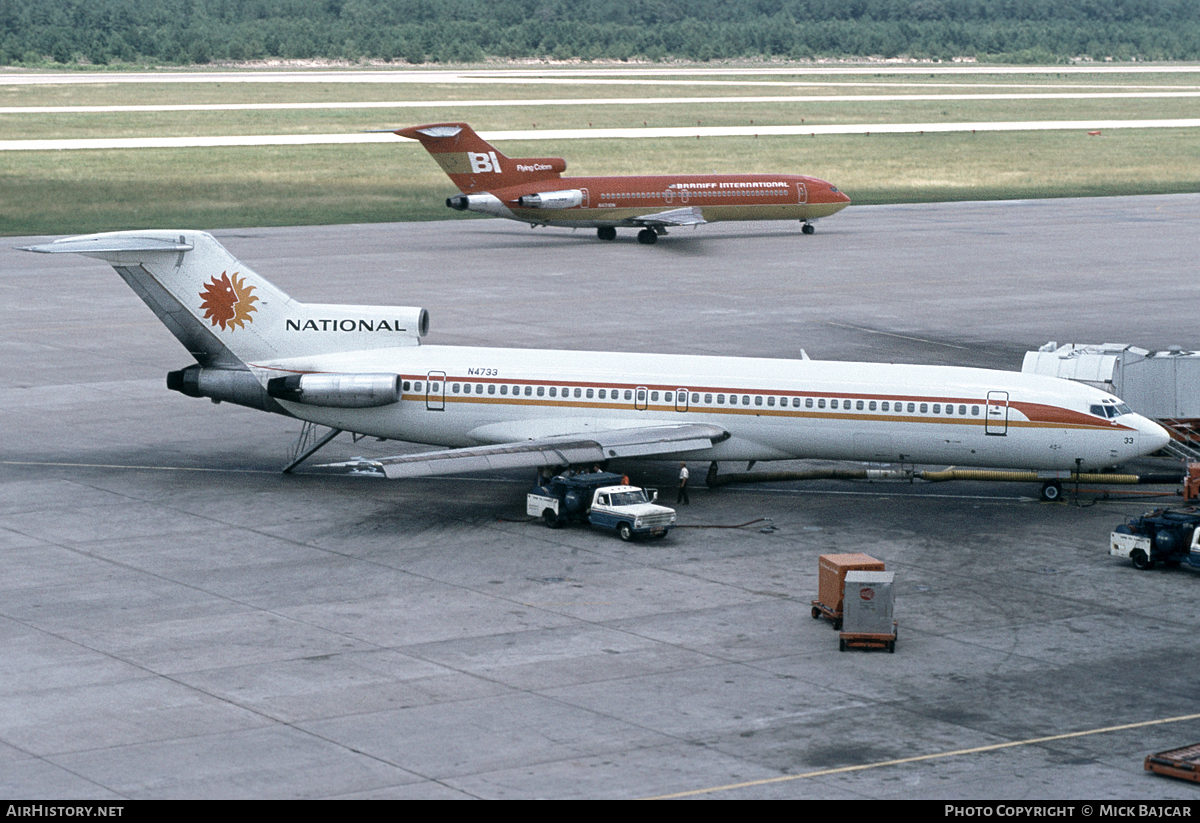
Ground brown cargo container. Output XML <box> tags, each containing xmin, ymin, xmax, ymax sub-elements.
<box><xmin>1145</xmin><ymin>743</ymin><xmax>1200</xmax><ymax>783</ymax></box>
<box><xmin>811</xmin><ymin>553</ymin><xmax>885</xmax><ymax>629</ymax></box>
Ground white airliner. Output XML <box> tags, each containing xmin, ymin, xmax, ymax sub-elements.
<box><xmin>23</xmin><ymin>230</ymin><xmax>1170</xmax><ymax>498</ymax></box>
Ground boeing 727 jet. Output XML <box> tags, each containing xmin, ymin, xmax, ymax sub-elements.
<box><xmin>397</xmin><ymin>123</ymin><xmax>851</xmax><ymax>244</ymax></box>
<box><xmin>23</xmin><ymin>231</ymin><xmax>1168</xmax><ymax>500</ymax></box>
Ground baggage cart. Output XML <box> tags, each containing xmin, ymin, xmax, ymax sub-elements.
<box><xmin>1145</xmin><ymin>743</ymin><xmax>1200</xmax><ymax>783</ymax></box>
<box><xmin>811</xmin><ymin>553</ymin><xmax>885</xmax><ymax>630</ymax></box>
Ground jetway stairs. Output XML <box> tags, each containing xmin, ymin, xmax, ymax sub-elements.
<box><xmin>1159</xmin><ymin>420</ymin><xmax>1200</xmax><ymax>463</ymax></box>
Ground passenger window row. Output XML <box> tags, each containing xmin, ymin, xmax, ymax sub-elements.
<box><xmin>603</xmin><ymin>190</ymin><xmax>787</xmax><ymax>200</ymax></box>
<box><xmin>402</xmin><ymin>379</ymin><xmax>983</xmax><ymax>417</ymax></box>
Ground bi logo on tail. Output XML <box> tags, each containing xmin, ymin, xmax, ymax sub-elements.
<box><xmin>468</xmin><ymin>151</ymin><xmax>501</xmax><ymax>174</ymax></box>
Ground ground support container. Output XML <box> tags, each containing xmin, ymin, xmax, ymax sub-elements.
<box><xmin>811</xmin><ymin>553</ymin><xmax>885</xmax><ymax>630</ymax></box>
<box><xmin>839</xmin><ymin>571</ymin><xmax>897</xmax><ymax>653</ymax></box>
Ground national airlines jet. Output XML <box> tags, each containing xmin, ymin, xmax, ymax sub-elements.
<box><xmin>397</xmin><ymin>123</ymin><xmax>851</xmax><ymax>244</ymax></box>
<box><xmin>23</xmin><ymin>231</ymin><xmax>1168</xmax><ymax>500</ymax></box>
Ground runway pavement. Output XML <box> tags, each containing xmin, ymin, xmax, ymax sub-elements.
<box><xmin>4</xmin><ymin>64</ymin><xmax>1198</xmax><ymax>151</ymax></box>
<box><xmin>3</xmin><ymin>195</ymin><xmax>1200</xmax><ymax>798</ymax></box>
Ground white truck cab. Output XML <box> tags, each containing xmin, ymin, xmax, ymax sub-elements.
<box><xmin>527</xmin><ymin>472</ymin><xmax>676</xmax><ymax>541</ymax></box>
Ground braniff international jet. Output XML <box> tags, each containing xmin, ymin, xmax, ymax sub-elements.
<box><xmin>397</xmin><ymin>123</ymin><xmax>851</xmax><ymax>244</ymax></box>
<box><xmin>23</xmin><ymin>231</ymin><xmax>1168</xmax><ymax>497</ymax></box>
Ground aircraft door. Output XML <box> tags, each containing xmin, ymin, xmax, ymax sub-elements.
<box><xmin>675</xmin><ymin>389</ymin><xmax>689</xmax><ymax>412</ymax></box>
<box><xmin>985</xmin><ymin>391</ymin><xmax>1009</xmax><ymax>435</ymax></box>
<box><xmin>426</xmin><ymin>371</ymin><xmax>445</xmax><ymax>411</ymax></box>
<box><xmin>634</xmin><ymin>386</ymin><xmax>648</xmax><ymax>411</ymax></box>
<box><xmin>796</xmin><ymin>182</ymin><xmax>808</xmax><ymax>204</ymax></box>
<box><xmin>580</xmin><ymin>187</ymin><xmax>589</xmax><ymax>208</ymax></box>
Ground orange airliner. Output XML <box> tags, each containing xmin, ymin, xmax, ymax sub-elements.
<box><xmin>397</xmin><ymin>123</ymin><xmax>851</xmax><ymax>244</ymax></box>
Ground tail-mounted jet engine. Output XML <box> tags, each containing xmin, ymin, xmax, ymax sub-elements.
<box><xmin>445</xmin><ymin>193</ymin><xmax>511</xmax><ymax>218</ymax></box>
<box><xmin>266</xmin><ymin>373</ymin><xmax>403</xmax><ymax>408</ymax></box>
<box><xmin>167</xmin><ymin>365</ymin><xmax>283</xmax><ymax>413</ymax></box>
<box><xmin>516</xmin><ymin>190</ymin><xmax>584</xmax><ymax>209</ymax></box>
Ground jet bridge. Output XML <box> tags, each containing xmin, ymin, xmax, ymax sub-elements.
<box><xmin>1023</xmin><ymin>342</ymin><xmax>1200</xmax><ymax>459</ymax></box>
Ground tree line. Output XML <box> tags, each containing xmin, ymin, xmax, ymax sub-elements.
<box><xmin>3</xmin><ymin>0</ymin><xmax>1199</xmax><ymax>66</ymax></box>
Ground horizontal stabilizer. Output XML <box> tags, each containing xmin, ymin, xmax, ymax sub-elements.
<box><xmin>628</xmin><ymin>207</ymin><xmax>707</xmax><ymax>228</ymax></box>
<box><xmin>328</xmin><ymin>423</ymin><xmax>729</xmax><ymax>479</ymax></box>
<box><xmin>19</xmin><ymin>230</ymin><xmax>430</xmax><ymax>367</ymax></box>
<box><xmin>21</xmin><ymin>235</ymin><xmax>193</xmax><ymax>256</ymax></box>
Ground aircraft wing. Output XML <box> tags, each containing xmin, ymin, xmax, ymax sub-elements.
<box><xmin>626</xmin><ymin>207</ymin><xmax>707</xmax><ymax>228</ymax></box>
<box><xmin>328</xmin><ymin>422</ymin><xmax>729</xmax><ymax>479</ymax></box>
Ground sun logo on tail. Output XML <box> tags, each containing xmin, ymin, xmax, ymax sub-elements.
<box><xmin>199</xmin><ymin>271</ymin><xmax>258</xmax><ymax>330</ymax></box>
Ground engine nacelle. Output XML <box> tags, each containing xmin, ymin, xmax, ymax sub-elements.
<box><xmin>167</xmin><ymin>365</ymin><xmax>284</xmax><ymax>413</ymax></box>
<box><xmin>516</xmin><ymin>189</ymin><xmax>584</xmax><ymax>210</ymax></box>
<box><xmin>266</xmin><ymin>373</ymin><xmax>403</xmax><ymax>408</ymax></box>
<box><xmin>445</xmin><ymin>193</ymin><xmax>513</xmax><ymax>218</ymax></box>
<box><xmin>289</xmin><ymin>305</ymin><xmax>429</xmax><ymax>342</ymax></box>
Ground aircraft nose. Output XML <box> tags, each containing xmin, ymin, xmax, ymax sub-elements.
<box><xmin>1136</xmin><ymin>416</ymin><xmax>1171</xmax><ymax>455</ymax></box>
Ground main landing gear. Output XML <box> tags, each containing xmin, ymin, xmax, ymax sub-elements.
<box><xmin>801</xmin><ymin>221</ymin><xmax>816</xmax><ymax>235</ymax></box>
<box><xmin>595</xmin><ymin>226</ymin><xmax>661</xmax><ymax>243</ymax></box>
<box><xmin>1040</xmin><ymin>480</ymin><xmax>1063</xmax><ymax>502</ymax></box>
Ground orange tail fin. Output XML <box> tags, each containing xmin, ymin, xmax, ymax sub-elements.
<box><xmin>396</xmin><ymin>123</ymin><xmax>566</xmax><ymax>193</ymax></box>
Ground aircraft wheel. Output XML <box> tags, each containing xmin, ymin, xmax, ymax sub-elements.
<box><xmin>597</xmin><ymin>226</ymin><xmax>616</xmax><ymax>241</ymax></box>
<box><xmin>617</xmin><ymin>522</ymin><xmax>634</xmax><ymax>541</ymax></box>
<box><xmin>1131</xmin><ymin>549</ymin><xmax>1155</xmax><ymax>571</ymax></box>
<box><xmin>637</xmin><ymin>228</ymin><xmax>658</xmax><ymax>245</ymax></box>
<box><xmin>1040</xmin><ymin>481</ymin><xmax>1062</xmax><ymax>502</ymax></box>
<box><xmin>706</xmin><ymin>461</ymin><xmax>719</xmax><ymax>487</ymax></box>
<box><xmin>801</xmin><ymin>222</ymin><xmax>815</xmax><ymax>235</ymax></box>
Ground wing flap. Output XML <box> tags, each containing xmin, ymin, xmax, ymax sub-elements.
<box><xmin>628</xmin><ymin>207</ymin><xmax>707</xmax><ymax>228</ymax></box>
<box><xmin>330</xmin><ymin>423</ymin><xmax>729</xmax><ymax>479</ymax></box>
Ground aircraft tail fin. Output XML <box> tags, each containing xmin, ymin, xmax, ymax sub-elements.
<box><xmin>21</xmin><ymin>231</ymin><xmax>429</xmax><ymax>368</ymax></box>
<box><xmin>397</xmin><ymin>123</ymin><xmax>566</xmax><ymax>193</ymax></box>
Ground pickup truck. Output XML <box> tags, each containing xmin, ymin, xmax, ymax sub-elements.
<box><xmin>527</xmin><ymin>471</ymin><xmax>676</xmax><ymax>541</ymax></box>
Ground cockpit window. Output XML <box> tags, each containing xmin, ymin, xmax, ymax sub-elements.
<box><xmin>1090</xmin><ymin>403</ymin><xmax>1133</xmax><ymax>419</ymax></box>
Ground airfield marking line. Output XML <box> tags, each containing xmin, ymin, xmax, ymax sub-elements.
<box><xmin>7</xmin><ymin>90</ymin><xmax>1200</xmax><ymax>114</ymax></box>
<box><xmin>729</xmin><ymin>486</ymin><xmax>1028</xmax><ymax>502</ymax></box>
<box><xmin>644</xmin><ymin>711</ymin><xmax>1200</xmax><ymax>799</ymax></box>
<box><xmin>5</xmin><ymin>118</ymin><xmax>1200</xmax><ymax>151</ymax></box>
<box><xmin>826</xmin><ymin>321</ymin><xmax>970</xmax><ymax>350</ymax></box>
<box><xmin>0</xmin><ymin>459</ymin><xmax>538</xmax><ymax>484</ymax></box>
<box><xmin>465</xmin><ymin>120</ymin><xmax>1200</xmax><ymax>141</ymax></box>
<box><xmin>0</xmin><ymin>459</ymin><xmax>278</xmax><ymax>474</ymax></box>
